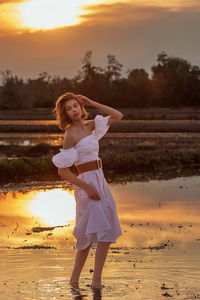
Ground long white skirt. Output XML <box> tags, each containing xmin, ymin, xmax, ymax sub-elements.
<box><xmin>72</xmin><ymin>168</ymin><xmax>122</xmax><ymax>250</ymax></box>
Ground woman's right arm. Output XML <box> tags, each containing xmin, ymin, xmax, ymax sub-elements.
<box><xmin>58</xmin><ymin>168</ymin><xmax>100</xmax><ymax>201</ymax></box>
<box><xmin>58</xmin><ymin>167</ymin><xmax>88</xmax><ymax>190</ymax></box>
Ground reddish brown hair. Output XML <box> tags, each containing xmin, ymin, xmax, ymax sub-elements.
<box><xmin>53</xmin><ymin>92</ymin><xmax>88</xmax><ymax>130</ymax></box>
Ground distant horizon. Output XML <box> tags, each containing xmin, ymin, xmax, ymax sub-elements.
<box><xmin>0</xmin><ymin>50</ymin><xmax>199</xmax><ymax>86</ymax></box>
<box><xmin>0</xmin><ymin>49</ymin><xmax>156</xmax><ymax>83</ymax></box>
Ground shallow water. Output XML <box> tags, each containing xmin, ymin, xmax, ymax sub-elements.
<box><xmin>0</xmin><ymin>176</ymin><xmax>200</xmax><ymax>299</ymax></box>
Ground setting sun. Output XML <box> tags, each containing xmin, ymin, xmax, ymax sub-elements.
<box><xmin>18</xmin><ymin>0</ymin><xmax>128</xmax><ymax>31</ymax></box>
<box><xmin>18</xmin><ymin>0</ymin><xmax>116</xmax><ymax>31</ymax></box>
<box><xmin>18</xmin><ymin>0</ymin><xmax>88</xmax><ymax>29</ymax></box>
<box><xmin>0</xmin><ymin>0</ymin><xmax>194</xmax><ymax>34</ymax></box>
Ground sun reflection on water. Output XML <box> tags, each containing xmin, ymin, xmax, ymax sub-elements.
<box><xmin>28</xmin><ymin>189</ymin><xmax>76</xmax><ymax>226</ymax></box>
<box><xmin>0</xmin><ymin>176</ymin><xmax>200</xmax><ymax>249</ymax></box>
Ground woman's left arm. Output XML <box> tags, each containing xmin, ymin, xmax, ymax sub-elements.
<box><xmin>76</xmin><ymin>95</ymin><xmax>123</xmax><ymax>124</ymax></box>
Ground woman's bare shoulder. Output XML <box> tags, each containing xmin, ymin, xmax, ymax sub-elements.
<box><xmin>85</xmin><ymin>119</ymin><xmax>95</xmax><ymax>131</ymax></box>
<box><xmin>63</xmin><ymin>127</ymin><xmax>77</xmax><ymax>149</ymax></box>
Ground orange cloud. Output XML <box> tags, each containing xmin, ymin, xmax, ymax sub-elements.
<box><xmin>0</xmin><ymin>0</ymin><xmax>22</xmax><ymax>3</ymax></box>
<box><xmin>0</xmin><ymin>0</ymin><xmax>200</xmax><ymax>36</ymax></box>
<box><xmin>80</xmin><ymin>0</ymin><xmax>200</xmax><ymax>26</ymax></box>
<box><xmin>0</xmin><ymin>1</ymin><xmax>25</xmax><ymax>35</ymax></box>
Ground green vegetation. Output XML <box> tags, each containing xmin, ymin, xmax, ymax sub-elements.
<box><xmin>24</xmin><ymin>143</ymin><xmax>53</xmax><ymax>156</ymax></box>
<box><xmin>0</xmin><ymin>157</ymin><xmax>55</xmax><ymax>183</ymax></box>
<box><xmin>0</xmin><ymin>51</ymin><xmax>200</xmax><ymax>109</ymax></box>
<box><xmin>0</xmin><ymin>152</ymin><xmax>200</xmax><ymax>184</ymax></box>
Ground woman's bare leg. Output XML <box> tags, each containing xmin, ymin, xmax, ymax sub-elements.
<box><xmin>91</xmin><ymin>242</ymin><xmax>111</xmax><ymax>289</ymax></box>
<box><xmin>70</xmin><ymin>243</ymin><xmax>92</xmax><ymax>288</ymax></box>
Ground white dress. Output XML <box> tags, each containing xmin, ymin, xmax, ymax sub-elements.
<box><xmin>52</xmin><ymin>114</ymin><xmax>122</xmax><ymax>250</ymax></box>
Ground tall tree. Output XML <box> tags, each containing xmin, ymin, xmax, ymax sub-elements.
<box><xmin>127</xmin><ymin>68</ymin><xmax>152</xmax><ymax>107</ymax></box>
<box><xmin>0</xmin><ymin>70</ymin><xmax>26</xmax><ymax>109</ymax></box>
<box><xmin>75</xmin><ymin>50</ymin><xmax>103</xmax><ymax>83</ymax></box>
<box><xmin>104</xmin><ymin>55</ymin><xmax>123</xmax><ymax>82</ymax></box>
<box><xmin>151</xmin><ymin>51</ymin><xmax>199</xmax><ymax>106</ymax></box>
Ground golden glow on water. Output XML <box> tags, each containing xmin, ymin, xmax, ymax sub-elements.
<box><xmin>0</xmin><ymin>187</ymin><xmax>77</xmax><ymax>248</ymax></box>
<box><xmin>0</xmin><ymin>176</ymin><xmax>200</xmax><ymax>249</ymax></box>
<box><xmin>1</xmin><ymin>178</ymin><xmax>200</xmax><ymax>299</ymax></box>
<box><xmin>0</xmin><ymin>188</ymin><xmax>76</xmax><ymax>226</ymax></box>
<box><xmin>28</xmin><ymin>189</ymin><xmax>76</xmax><ymax>226</ymax></box>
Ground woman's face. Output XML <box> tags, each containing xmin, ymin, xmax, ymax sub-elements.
<box><xmin>65</xmin><ymin>98</ymin><xmax>83</xmax><ymax>121</ymax></box>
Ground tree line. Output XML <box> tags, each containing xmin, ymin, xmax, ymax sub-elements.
<box><xmin>0</xmin><ymin>51</ymin><xmax>200</xmax><ymax>109</ymax></box>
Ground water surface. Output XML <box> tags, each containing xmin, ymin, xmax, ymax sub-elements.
<box><xmin>1</xmin><ymin>176</ymin><xmax>200</xmax><ymax>299</ymax></box>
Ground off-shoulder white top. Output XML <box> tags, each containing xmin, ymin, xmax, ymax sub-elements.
<box><xmin>52</xmin><ymin>114</ymin><xmax>110</xmax><ymax>168</ymax></box>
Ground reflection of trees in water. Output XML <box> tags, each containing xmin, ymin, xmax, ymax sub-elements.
<box><xmin>1</xmin><ymin>51</ymin><xmax>200</xmax><ymax>109</ymax></box>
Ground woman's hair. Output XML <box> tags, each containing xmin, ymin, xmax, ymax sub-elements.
<box><xmin>53</xmin><ymin>92</ymin><xmax>88</xmax><ymax>130</ymax></box>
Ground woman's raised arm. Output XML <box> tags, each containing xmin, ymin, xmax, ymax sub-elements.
<box><xmin>76</xmin><ymin>95</ymin><xmax>123</xmax><ymax>125</ymax></box>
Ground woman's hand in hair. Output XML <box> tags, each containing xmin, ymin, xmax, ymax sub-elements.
<box><xmin>76</xmin><ymin>95</ymin><xmax>93</xmax><ymax>106</ymax></box>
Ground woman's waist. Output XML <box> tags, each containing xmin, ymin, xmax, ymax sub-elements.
<box><xmin>75</xmin><ymin>158</ymin><xmax>102</xmax><ymax>175</ymax></box>
<box><xmin>75</xmin><ymin>156</ymin><xmax>100</xmax><ymax>166</ymax></box>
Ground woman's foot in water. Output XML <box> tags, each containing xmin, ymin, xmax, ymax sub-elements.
<box><xmin>69</xmin><ymin>279</ymin><xmax>79</xmax><ymax>289</ymax></box>
<box><xmin>91</xmin><ymin>278</ymin><xmax>103</xmax><ymax>289</ymax></box>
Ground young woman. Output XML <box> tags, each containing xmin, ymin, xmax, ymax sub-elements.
<box><xmin>52</xmin><ymin>92</ymin><xmax>123</xmax><ymax>290</ymax></box>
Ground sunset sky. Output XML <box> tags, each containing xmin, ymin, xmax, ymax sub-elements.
<box><xmin>0</xmin><ymin>0</ymin><xmax>200</xmax><ymax>81</ymax></box>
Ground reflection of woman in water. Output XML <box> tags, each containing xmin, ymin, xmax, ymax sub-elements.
<box><xmin>52</xmin><ymin>92</ymin><xmax>123</xmax><ymax>290</ymax></box>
